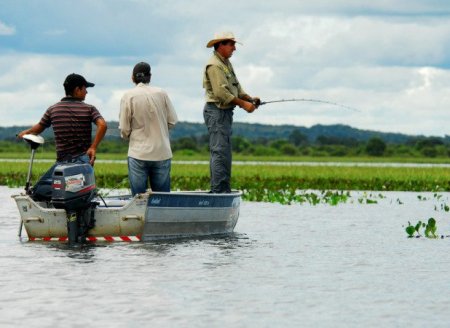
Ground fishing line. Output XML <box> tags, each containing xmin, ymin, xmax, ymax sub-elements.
<box><xmin>97</xmin><ymin>97</ymin><xmax>360</xmax><ymax>139</ymax></box>
<box><xmin>259</xmin><ymin>98</ymin><xmax>361</xmax><ymax>112</ymax></box>
<box><xmin>99</xmin><ymin>177</ymin><xmax>130</xmax><ymax>199</ymax></box>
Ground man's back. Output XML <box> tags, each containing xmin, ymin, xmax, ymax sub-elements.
<box><xmin>120</xmin><ymin>83</ymin><xmax>178</xmax><ymax>161</ymax></box>
<box><xmin>40</xmin><ymin>97</ymin><xmax>103</xmax><ymax>161</ymax></box>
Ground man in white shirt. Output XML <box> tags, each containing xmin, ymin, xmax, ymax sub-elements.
<box><xmin>119</xmin><ymin>62</ymin><xmax>178</xmax><ymax>195</ymax></box>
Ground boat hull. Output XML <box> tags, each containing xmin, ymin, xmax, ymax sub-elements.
<box><xmin>12</xmin><ymin>191</ymin><xmax>241</xmax><ymax>241</ymax></box>
<box><xmin>143</xmin><ymin>192</ymin><xmax>240</xmax><ymax>240</ymax></box>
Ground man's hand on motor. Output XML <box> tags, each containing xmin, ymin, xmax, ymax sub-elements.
<box><xmin>86</xmin><ymin>147</ymin><xmax>97</xmax><ymax>166</ymax></box>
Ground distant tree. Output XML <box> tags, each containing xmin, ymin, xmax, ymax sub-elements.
<box><xmin>421</xmin><ymin>147</ymin><xmax>437</xmax><ymax>158</ymax></box>
<box><xmin>366</xmin><ymin>137</ymin><xmax>386</xmax><ymax>156</ymax></box>
<box><xmin>254</xmin><ymin>137</ymin><xmax>270</xmax><ymax>146</ymax></box>
<box><xmin>173</xmin><ymin>136</ymin><xmax>198</xmax><ymax>151</ymax></box>
<box><xmin>232</xmin><ymin>136</ymin><xmax>251</xmax><ymax>153</ymax></box>
<box><xmin>288</xmin><ymin>129</ymin><xmax>308</xmax><ymax>146</ymax></box>
<box><xmin>315</xmin><ymin>135</ymin><xmax>359</xmax><ymax>147</ymax></box>
<box><xmin>269</xmin><ymin>139</ymin><xmax>290</xmax><ymax>149</ymax></box>
<box><xmin>416</xmin><ymin>137</ymin><xmax>444</xmax><ymax>150</ymax></box>
<box><xmin>99</xmin><ymin>140</ymin><xmax>128</xmax><ymax>153</ymax></box>
<box><xmin>281</xmin><ymin>144</ymin><xmax>298</xmax><ymax>156</ymax></box>
<box><xmin>198</xmin><ymin>133</ymin><xmax>210</xmax><ymax>146</ymax></box>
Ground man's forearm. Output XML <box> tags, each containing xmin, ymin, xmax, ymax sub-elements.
<box><xmin>18</xmin><ymin>123</ymin><xmax>45</xmax><ymax>138</ymax></box>
<box><xmin>91</xmin><ymin>119</ymin><xmax>107</xmax><ymax>149</ymax></box>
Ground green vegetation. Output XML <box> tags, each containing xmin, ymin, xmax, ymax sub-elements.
<box><xmin>170</xmin><ymin>133</ymin><xmax>450</xmax><ymax>159</ymax></box>
<box><xmin>405</xmin><ymin>218</ymin><xmax>438</xmax><ymax>238</ymax></box>
<box><xmin>4</xmin><ymin>128</ymin><xmax>450</xmax><ymax>161</ymax></box>
<box><xmin>3</xmin><ymin>160</ymin><xmax>450</xmax><ymax>200</ymax></box>
<box><xmin>4</xmin><ymin>125</ymin><xmax>450</xmax><ymax>203</ymax></box>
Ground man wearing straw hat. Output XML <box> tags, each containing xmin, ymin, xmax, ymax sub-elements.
<box><xmin>203</xmin><ymin>31</ymin><xmax>260</xmax><ymax>193</ymax></box>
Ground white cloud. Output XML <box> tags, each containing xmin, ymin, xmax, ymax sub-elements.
<box><xmin>0</xmin><ymin>21</ymin><xmax>15</xmax><ymax>35</ymax></box>
<box><xmin>2</xmin><ymin>1</ymin><xmax>450</xmax><ymax>137</ymax></box>
<box><xmin>243</xmin><ymin>15</ymin><xmax>450</xmax><ymax>70</ymax></box>
<box><xmin>2</xmin><ymin>51</ymin><xmax>450</xmax><ymax>136</ymax></box>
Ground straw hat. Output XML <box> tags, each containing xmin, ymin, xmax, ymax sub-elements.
<box><xmin>206</xmin><ymin>31</ymin><xmax>242</xmax><ymax>48</ymax></box>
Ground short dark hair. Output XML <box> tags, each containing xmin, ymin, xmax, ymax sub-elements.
<box><xmin>133</xmin><ymin>62</ymin><xmax>151</xmax><ymax>84</ymax></box>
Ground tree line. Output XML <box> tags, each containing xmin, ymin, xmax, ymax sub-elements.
<box><xmin>2</xmin><ymin>124</ymin><xmax>450</xmax><ymax>158</ymax></box>
<box><xmin>5</xmin><ymin>132</ymin><xmax>446</xmax><ymax>159</ymax></box>
<box><xmin>167</xmin><ymin>130</ymin><xmax>450</xmax><ymax>158</ymax></box>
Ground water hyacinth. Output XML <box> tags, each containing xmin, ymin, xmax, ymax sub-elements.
<box><xmin>405</xmin><ymin>218</ymin><xmax>438</xmax><ymax>238</ymax></box>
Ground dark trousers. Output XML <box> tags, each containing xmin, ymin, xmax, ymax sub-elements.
<box><xmin>203</xmin><ymin>103</ymin><xmax>233</xmax><ymax>193</ymax></box>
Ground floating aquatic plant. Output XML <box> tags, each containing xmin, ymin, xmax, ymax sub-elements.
<box><xmin>405</xmin><ymin>218</ymin><xmax>438</xmax><ymax>238</ymax></box>
<box><xmin>424</xmin><ymin>218</ymin><xmax>437</xmax><ymax>238</ymax></box>
<box><xmin>405</xmin><ymin>221</ymin><xmax>417</xmax><ymax>237</ymax></box>
<box><xmin>357</xmin><ymin>192</ymin><xmax>380</xmax><ymax>204</ymax></box>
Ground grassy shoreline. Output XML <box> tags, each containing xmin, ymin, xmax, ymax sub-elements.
<box><xmin>2</xmin><ymin>159</ymin><xmax>450</xmax><ymax>193</ymax></box>
<box><xmin>2</xmin><ymin>151</ymin><xmax>450</xmax><ymax>164</ymax></box>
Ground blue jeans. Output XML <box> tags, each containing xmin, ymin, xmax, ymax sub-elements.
<box><xmin>127</xmin><ymin>157</ymin><xmax>171</xmax><ymax>195</ymax></box>
<box><xmin>32</xmin><ymin>154</ymin><xmax>91</xmax><ymax>201</ymax></box>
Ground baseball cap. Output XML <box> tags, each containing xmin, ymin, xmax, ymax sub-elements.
<box><xmin>63</xmin><ymin>73</ymin><xmax>95</xmax><ymax>90</ymax></box>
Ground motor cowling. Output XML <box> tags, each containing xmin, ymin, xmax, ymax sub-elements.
<box><xmin>51</xmin><ymin>163</ymin><xmax>97</xmax><ymax>244</ymax></box>
<box><xmin>51</xmin><ymin>163</ymin><xmax>96</xmax><ymax>211</ymax></box>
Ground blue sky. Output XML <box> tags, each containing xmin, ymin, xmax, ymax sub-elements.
<box><xmin>1</xmin><ymin>0</ymin><xmax>450</xmax><ymax>136</ymax></box>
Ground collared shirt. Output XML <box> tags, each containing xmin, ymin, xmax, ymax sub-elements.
<box><xmin>119</xmin><ymin>83</ymin><xmax>178</xmax><ymax>161</ymax></box>
<box><xmin>203</xmin><ymin>51</ymin><xmax>248</xmax><ymax>109</ymax></box>
<box><xmin>39</xmin><ymin>97</ymin><xmax>103</xmax><ymax>161</ymax></box>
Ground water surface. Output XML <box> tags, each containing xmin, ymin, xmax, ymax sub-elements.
<box><xmin>2</xmin><ymin>187</ymin><xmax>450</xmax><ymax>327</ymax></box>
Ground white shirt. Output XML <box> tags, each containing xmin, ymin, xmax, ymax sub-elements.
<box><xmin>119</xmin><ymin>83</ymin><xmax>178</xmax><ymax>161</ymax></box>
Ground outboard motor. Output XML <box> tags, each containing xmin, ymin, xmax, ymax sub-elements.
<box><xmin>51</xmin><ymin>163</ymin><xmax>97</xmax><ymax>244</ymax></box>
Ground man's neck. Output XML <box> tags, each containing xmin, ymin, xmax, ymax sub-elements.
<box><xmin>62</xmin><ymin>96</ymin><xmax>83</xmax><ymax>101</ymax></box>
<box><xmin>214</xmin><ymin>51</ymin><xmax>229</xmax><ymax>62</ymax></box>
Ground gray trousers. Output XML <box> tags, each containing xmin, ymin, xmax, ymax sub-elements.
<box><xmin>203</xmin><ymin>103</ymin><xmax>233</xmax><ymax>193</ymax></box>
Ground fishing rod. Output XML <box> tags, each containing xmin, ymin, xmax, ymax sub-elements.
<box><xmin>257</xmin><ymin>98</ymin><xmax>361</xmax><ymax>112</ymax></box>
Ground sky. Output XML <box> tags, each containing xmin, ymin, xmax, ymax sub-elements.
<box><xmin>1</xmin><ymin>0</ymin><xmax>450</xmax><ymax>136</ymax></box>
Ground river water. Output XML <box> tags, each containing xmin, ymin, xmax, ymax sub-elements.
<box><xmin>2</xmin><ymin>186</ymin><xmax>450</xmax><ymax>327</ymax></box>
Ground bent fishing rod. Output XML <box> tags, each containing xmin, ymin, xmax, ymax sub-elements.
<box><xmin>254</xmin><ymin>98</ymin><xmax>361</xmax><ymax>112</ymax></box>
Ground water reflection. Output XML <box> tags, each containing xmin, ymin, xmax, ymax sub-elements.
<box><xmin>130</xmin><ymin>232</ymin><xmax>254</xmax><ymax>255</ymax></box>
<box><xmin>42</xmin><ymin>243</ymin><xmax>102</xmax><ymax>262</ymax></box>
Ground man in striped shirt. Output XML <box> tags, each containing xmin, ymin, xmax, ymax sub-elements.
<box><xmin>18</xmin><ymin>73</ymin><xmax>107</xmax><ymax>200</ymax></box>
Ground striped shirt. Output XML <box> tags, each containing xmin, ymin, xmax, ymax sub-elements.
<box><xmin>39</xmin><ymin>97</ymin><xmax>103</xmax><ymax>161</ymax></box>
